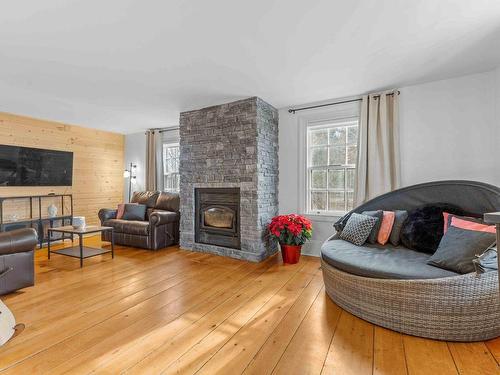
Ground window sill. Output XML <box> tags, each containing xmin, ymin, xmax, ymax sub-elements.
<box><xmin>303</xmin><ymin>212</ymin><xmax>345</xmax><ymax>222</ymax></box>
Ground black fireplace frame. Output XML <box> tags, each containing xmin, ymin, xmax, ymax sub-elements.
<box><xmin>194</xmin><ymin>188</ymin><xmax>240</xmax><ymax>249</ymax></box>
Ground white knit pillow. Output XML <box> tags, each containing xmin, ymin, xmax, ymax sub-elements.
<box><xmin>340</xmin><ymin>213</ymin><xmax>378</xmax><ymax>246</ymax></box>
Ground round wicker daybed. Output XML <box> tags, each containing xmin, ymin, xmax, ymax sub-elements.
<box><xmin>321</xmin><ymin>180</ymin><xmax>500</xmax><ymax>342</ymax></box>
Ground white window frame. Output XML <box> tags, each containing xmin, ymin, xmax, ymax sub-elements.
<box><xmin>297</xmin><ymin>101</ymin><xmax>360</xmax><ymax>219</ymax></box>
<box><xmin>162</xmin><ymin>142</ymin><xmax>180</xmax><ymax>192</ymax></box>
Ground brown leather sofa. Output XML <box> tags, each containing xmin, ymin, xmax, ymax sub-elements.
<box><xmin>0</xmin><ymin>228</ymin><xmax>37</xmax><ymax>295</ymax></box>
<box><xmin>98</xmin><ymin>191</ymin><xmax>180</xmax><ymax>250</ymax></box>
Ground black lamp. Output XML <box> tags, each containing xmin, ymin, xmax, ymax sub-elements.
<box><xmin>123</xmin><ymin>163</ymin><xmax>137</xmax><ymax>202</ymax></box>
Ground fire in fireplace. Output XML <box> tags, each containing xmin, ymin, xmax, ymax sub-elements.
<box><xmin>195</xmin><ymin>188</ymin><xmax>240</xmax><ymax>249</ymax></box>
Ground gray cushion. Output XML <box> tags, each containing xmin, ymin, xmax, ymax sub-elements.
<box><xmin>122</xmin><ymin>204</ymin><xmax>147</xmax><ymax>221</ymax></box>
<box><xmin>361</xmin><ymin>210</ymin><xmax>383</xmax><ymax>244</ymax></box>
<box><xmin>339</xmin><ymin>213</ymin><xmax>378</xmax><ymax>246</ymax></box>
<box><xmin>321</xmin><ymin>239</ymin><xmax>459</xmax><ymax>279</ymax></box>
<box><xmin>389</xmin><ymin>210</ymin><xmax>408</xmax><ymax>246</ymax></box>
<box><xmin>427</xmin><ymin>226</ymin><xmax>496</xmax><ymax>274</ymax></box>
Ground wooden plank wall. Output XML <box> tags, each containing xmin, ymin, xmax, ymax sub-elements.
<box><xmin>0</xmin><ymin>112</ymin><xmax>124</xmax><ymax>226</ymax></box>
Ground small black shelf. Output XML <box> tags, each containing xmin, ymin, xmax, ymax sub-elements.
<box><xmin>0</xmin><ymin>194</ymin><xmax>73</xmax><ymax>248</ymax></box>
<box><xmin>50</xmin><ymin>246</ymin><xmax>112</xmax><ymax>259</ymax></box>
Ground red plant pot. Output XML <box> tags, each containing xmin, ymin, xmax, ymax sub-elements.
<box><xmin>280</xmin><ymin>244</ymin><xmax>302</xmax><ymax>264</ymax></box>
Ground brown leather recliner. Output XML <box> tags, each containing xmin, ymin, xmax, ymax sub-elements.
<box><xmin>0</xmin><ymin>228</ymin><xmax>37</xmax><ymax>295</ymax></box>
<box><xmin>98</xmin><ymin>191</ymin><xmax>180</xmax><ymax>250</ymax></box>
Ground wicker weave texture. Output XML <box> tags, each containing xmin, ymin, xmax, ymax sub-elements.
<box><xmin>321</xmin><ymin>259</ymin><xmax>500</xmax><ymax>342</ymax></box>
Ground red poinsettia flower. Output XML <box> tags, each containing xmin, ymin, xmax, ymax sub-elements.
<box><xmin>267</xmin><ymin>214</ymin><xmax>313</xmax><ymax>246</ymax></box>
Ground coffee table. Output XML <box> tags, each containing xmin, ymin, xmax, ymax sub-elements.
<box><xmin>48</xmin><ymin>225</ymin><xmax>114</xmax><ymax>267</ymax></box>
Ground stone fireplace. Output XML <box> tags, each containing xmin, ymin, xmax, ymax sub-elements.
<box><xmin>179</xmin><ymin>97</ymin><xmax>279</xmax><ymax>262</ymax></box>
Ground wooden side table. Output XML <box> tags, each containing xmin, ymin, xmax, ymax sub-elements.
<box><xmin>48</xmin><ymin>225</ymin><xmax>114</xmax><ymax>267</ymax></box>
<box><xmin>484</xmin><ymin>212</ymin><xmax>500</xmax><ymax>290</ymax></box>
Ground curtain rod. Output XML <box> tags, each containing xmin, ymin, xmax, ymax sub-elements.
<box><xmin>159</xmin><ymin>127</ymin><xmax>179</xmax><ymax>133</ymax></box>
<box><xmin>146</xmin><ymin>126</ymin><xmax>180</xmax><ymax>134</ymax></box>
<box><xmin>288</xmin><ymin>91</ymin><xmax>400</xmax><ymax>114</ymax></box>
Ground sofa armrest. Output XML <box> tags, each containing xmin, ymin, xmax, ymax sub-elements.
<box><xmin>149</xmin><ymin>211</ymin><xmax>179</xmax><ymax>226</ymax></box>
<box><xmin>98</xmin><ymin>208</ymin><xmax>117</xmax><ymax>223</ymax></box>
<box><xmin>0</xmin><ymin>228</ymin><xmax>38</xmax><ymax>256</ymax></box>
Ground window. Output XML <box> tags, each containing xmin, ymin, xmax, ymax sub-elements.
<box><xmin>162</xmin><ymin>143</ymin><xmax>180</xmax><ymax>192</ymax></box>
<box><xmin>306</xmin><ymin>120</ymin><xmax>358</xmax><ymax>215</ymax></box>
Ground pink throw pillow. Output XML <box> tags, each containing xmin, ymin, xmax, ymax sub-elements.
<box><xmin>450</xmin><ymin>217</ymin><xmax>496</xmax><ymax>234</ymax></box>
<box><xmin>377</xmin><ymin>211</ymin><xmax>395</xmax><ymax>245</ymax></box>
<box><xmin>443</xmin><ymin>212</ymin><xmax>478</xmax><ymax>234</ymax></box>
<box><xmin>443</xmin><ymin>212</ymin><xmax>450</xmax><ymax>233</ymax></box>
<box><xmin>116</xmin><ymin>203</ymin><xmax>126</xmax><ymax>219</ymax></box>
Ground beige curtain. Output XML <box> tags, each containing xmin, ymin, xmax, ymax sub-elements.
<box><xmin>145</xmin><ymin>130</ymin><xmax>158</xmax><ymax>191</ymax></box>
<box><xmin>354</xmin><ymin>90</ymin><xmax>400</xmax><ymax>205</ymax></box>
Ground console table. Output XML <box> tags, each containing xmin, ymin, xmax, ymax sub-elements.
<box><xmin>0</xmin><ymin>194</ymin><xmax>73</xmax><ymax>248</ymax></box>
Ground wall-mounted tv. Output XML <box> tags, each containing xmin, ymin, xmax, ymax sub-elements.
<box><xmin>0</xmin><ymin>145</ymin><xmax>73</xmax><ymax>186</ymax></box>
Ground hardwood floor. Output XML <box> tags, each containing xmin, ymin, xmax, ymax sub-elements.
<box><xmin>0</xmin><ymin>236</ymin><xmax>498</xmax><ymax>374</ymax></box>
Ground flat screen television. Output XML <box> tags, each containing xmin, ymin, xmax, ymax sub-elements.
<box><xmin>0</xmin><ymin>145</ymin><xmax>73</xmax><ymax>186</ymax></box>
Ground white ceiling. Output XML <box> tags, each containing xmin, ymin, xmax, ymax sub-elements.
<box><xmin>1</xmin><ymin>0</ymin><xmax>500</xmax><ymax>134</ymax></box>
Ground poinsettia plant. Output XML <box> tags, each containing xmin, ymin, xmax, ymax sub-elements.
<box><xmin>268</xmin><ymin>214</ymin><xmax>313</xmax><ymax>246</ymax></box>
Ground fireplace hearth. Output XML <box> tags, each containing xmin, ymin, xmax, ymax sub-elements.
<box><xmin>195</xmin><ymin>188</ymin><xmax>240</xmax><ymax>249</ymax></box>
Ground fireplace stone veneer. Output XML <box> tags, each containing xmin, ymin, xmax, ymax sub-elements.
<box><xmin>179</xmin><ymin>97</ymin><xmax>279</xmax><ymax>262</ymax></box>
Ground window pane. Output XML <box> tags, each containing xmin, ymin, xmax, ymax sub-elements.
<box><xmin>310</xmin><ymin>147</ymin><xmax>328</xmax><ymax>166</ymax></box>
<box><xmin>328</xmin><ymin>192</ymin><xmax>345</xmax><ymax>212</ymax></box>
<box><xmin>163</xmin><ymin>143</ymin><xmax>180</xmax><ymax>192</ymax></box>
<box><xmin>329</xmin><ymin>146</ymin><xmax>346</xmax><ymax>165</ymax></box>
<box><xmin>346</xmin><ymin>168</ymin><xmax>355</xmax><ymax>190</ymax></box>
<box><xmin>328</xmin><ymin>169</ymin><xmax>344</xmax><ymax>189</ymax></box>
<box><xmin>347</xmin><ymin>126</ymin><xmax>358</xmax><ymax>144</ymax></box>
<box><xmin>164</xmin><ymin>173</ymin><xmax>180</xmax><ymax>192</ymax></box>
<box><xmin>329</xmin><ymin>127</ymin><xmax>346</xmax><ymax>145</ymax></box>
<box><xmin>346</xmin><ymin>192</ymin><xmax>354</xmax><ymax>211</ymax></box>
<box><xmin>347</xmin><ymin>146</ymin><xmax>357</xmax><ymax>165</ymax></box>
<box><xmin>311</xmin><ymin>192</ymin><xmax>327</xmax><ymax>211</ymax></box>
<box><xmin>310</xmin><ymin>129</ymin><xmax>328</xmax><ymax>146</ymax></box>
<box><xmin>307</xmin><ymin>122</ymin><xmax>358</xmax><ymax>215</ymax></box>
<box><xmin>311</xmin><ymin>170</ymin><xmax>327</xmax><ymax>189</ymax></box>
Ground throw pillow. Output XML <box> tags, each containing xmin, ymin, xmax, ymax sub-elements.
<box><xmin>339</xmin><ymin>213</ymin><xmax>378</xmax><ymax>246</ymax></box>
<box><xmin>122</xmin><ymin>203</ymin><xmax>147</xmax><ymax>221</ymax></box>
<box><xmin>116</xmin><ymin>203</ymin><xmax>125</xmax><ymax>219</ymax></box>
<box><xmin>389</xmin><ymin>210</ymin><xmax>408</xmax><ymax>246</ymax></box>
<box><xmin>361</xmin><ymin>210</ymin><xmax>384</xmax><ymax>244</ymax></box>
<box><xmin>377</xmin><ymin>211</ymin><xmax>395</xmax><ymax>245</ymax></box>
<box><xmin>450</xmin><ymin>217</ymin><xmax>495</xmax><ymax>234</ymax></box>
<box><xmin>443</xmin><ymin>212</ymin><xmax>482</xmax><ymax>234</ymax></box>
<box><xmin>400</xmin><ymin>203</ymin><xmax>464</xmax><ymax>254</ymax></box>
<box><xmin>117</xmin><ymin>202</ymin><xmax>138</xmax><ymax>219</ymax></box>
<box><xmin>427</xmin><ymin>226</ymin><xmax>496</xmax><ymax>274</ymax></box>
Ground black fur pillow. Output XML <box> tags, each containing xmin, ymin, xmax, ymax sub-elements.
<box><xmin>400</xmin><ymin>203</ymin><xmax>464</xmax><ymax>254</ymax></box>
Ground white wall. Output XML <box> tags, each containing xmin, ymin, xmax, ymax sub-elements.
<box><xmin>124</xmin><ymin>132</ymin><xmax>146</xmax><ymax>201</ymax></box>
<box><xmin>279</xmin><ymin>67</ymin><xmax>500</xmax><ymax>256</ymax></box>
<box><xmin>399</xmin><ymin>70</ymin><xmax>499</xmax><ymax>187</ymax></box>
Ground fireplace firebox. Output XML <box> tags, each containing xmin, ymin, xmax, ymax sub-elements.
<box><xmin>195</xmin><ymin>188</ymin><xmax>240</xmax><ymax>249</ymax></box>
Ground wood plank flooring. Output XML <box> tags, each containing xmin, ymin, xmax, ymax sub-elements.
<box><xmin>0</xmin><ymin>236</ymin><xmax>498</xmax><ymax>374</ymax></box>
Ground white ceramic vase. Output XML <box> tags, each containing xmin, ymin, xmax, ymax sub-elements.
<box><xmin>47</xmin><ymin>204</ymin><xmax>58</xmax><ymax>218</ymax></box>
